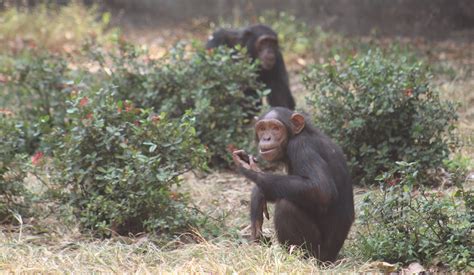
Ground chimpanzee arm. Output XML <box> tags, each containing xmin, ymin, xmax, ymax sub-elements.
<box><xmin>278</xmin><ymin>61</ymin><xmax>295</xmax><ymax>110</ymax></box>
<box><xmin>249</xmin><ymin>186</ymin><xmax>269</xmax><ymax>241</ymax></box>
<box><xmin>277</xmin><ymin>52</ymin><xmax>290</xmax><ymax>86</ymax></box>
<box><xmin>263</xmin><ymin>53</ymin><xmax>295</xmax><ymax>110</ymax></box>
<box><xmin>240</xmin><ymin>156</ymin><xmax>338</xmax><ymax>206</ymax></box>
<box><xmin>267</xmin><ymin>80</ymin><xmax>295</xmax><ymax>110</ymax></box>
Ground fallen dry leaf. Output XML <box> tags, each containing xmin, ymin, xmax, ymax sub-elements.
<box><xmin>403</xmin><ymin>262</ymin><xmax>425</xmax><ymax>274</ymax></box>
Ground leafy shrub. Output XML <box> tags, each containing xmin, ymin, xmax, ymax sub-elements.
<box><xmin>46</xmin><ymin>89</ymin><xmax>208</xmax><ymax>236</ymax></box>
<box><xmin>0</xmin><ymin>114</ymin><xmax>32</xmax><ymax>223</ymax></box>
<box><xmin>443</xmin><ymin>154</ymin><xmax>473</xmax><ymax>186</ymax></box>
<box><xmin>354</xmin><ymin>162</ymin><xmax>473</xmax><ymax>271</ymax></box>
<box><xmin>0</xmin><ymin>2</ymin><xmax>117</xmax><ymax>53</ymax></box>
<box><xmin>1</xmin><ymin>51</ymin><xmax>72</xmax><ymax>123</ymax></box>
<box><xmin>88</xmin><ymin>43</ymin><xmax>263</xmax><ymax>165</ymax></box>
<box><xmin>305</xmin><ymin>49</ymin><xmax>458</xmax><ymax>185</ymax></box>
<box><xmin>0</xmin><ymin>51</ymin><xmax>87</xmax><ymax>153</ymax></box>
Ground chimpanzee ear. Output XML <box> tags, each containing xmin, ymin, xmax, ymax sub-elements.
<box><xmin>290</xmin><ymin>113</ymin><xmax>305</xmax><ymax>134</ymax></box>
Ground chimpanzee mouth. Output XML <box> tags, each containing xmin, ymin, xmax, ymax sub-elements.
<box><xmin>261</xmin><ymin>63</ymin><xmax>275</xmax><ymax>71</ymax></box>
<box><xmin>259</xmin><ymin>147</ymin><xmax>277</xmax><ymax>154</ymax></box>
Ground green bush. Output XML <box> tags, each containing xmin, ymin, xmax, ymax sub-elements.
<box><xmin>305</xmin><ymin>49</ymin><xmax>458</xmax><ymax>185</ymax></box>
<box><xmin>354</xmin><ymin>162</ymin><xmax>473</xmax><ymax>271</ymax></box>
<box><xmin>88</xmin><ymin>43</ymin><xmax>263</xmax><ymax>165</ymax></box>
<box><xmin>46</xmin><ymin>89</ymin><xmax>208</xmax><ymax>236</ymax></box>
<box><xmin>0</xmin><ymin>114</ymin><xmax>32</xmax><ymax>223</ymax></box>
<box><xmin>443</xmin><ymin>154</ymin><xmax>473</xmax><ymax>186</ymax></box>
<box><xmin>0</xmin><ymin>51</ymin><xmax>87</xmax><ymax>153</ymax></box>
<box><xmin>1</xmin><ymin>51</ymin><xmax>74</xmax><ymax>125</ymax></box>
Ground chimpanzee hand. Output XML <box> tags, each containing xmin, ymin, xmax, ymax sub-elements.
<box><xmin>232</xmin><ymin>150</ymin><xmax>260</xmax><ymax>172</ymax></box>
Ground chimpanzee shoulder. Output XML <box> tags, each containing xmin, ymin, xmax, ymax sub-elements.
<box><xmin>206</xmin><ymin>29</ymin><xmax>241</xmax><ymax>49</ymax></box>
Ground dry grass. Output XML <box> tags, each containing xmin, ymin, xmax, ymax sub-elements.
<box><xmin>0</xmin><ymin>171</ymin><xmax>355</xmax><ymax>273</ymax></box>
<box><xmin>0</xmin><ymin>171</ymin><xmax>373</xmax><ymax>273</ymax></box>
<box><xmin>0</xmin><ymin>234</ymin><xmax>375</xmax><ymax>273</ymax></box>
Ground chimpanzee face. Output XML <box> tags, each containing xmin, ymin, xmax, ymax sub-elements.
<box><xmin>255</xmin><ymin>110</ymin><xmax>288</xmax><ymax>161</ymax></box>
<box><xmin>255</xmin><ymin>118</ymin><xmax>287</xmax><ymax>161</ymax></box>
<box><xmin>256</xmin><ymin>36</ymin><xmax>278</xmax><ymax>71</ymax></box>
<box><xmin>255</xmin><ymin>110</ymin><xmax>306</xmax><ymax>162</ymax></box>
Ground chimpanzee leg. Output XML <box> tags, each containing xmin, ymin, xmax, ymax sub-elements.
<box><xmin>274</xmin><ymin>199</ymin><xmax>329</xmax><ymax>260</ymax></box>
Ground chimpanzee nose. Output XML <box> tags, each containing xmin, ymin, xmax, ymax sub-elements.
<box><xmin>263</xmin><ymin>135</ymin><xmax>271</xmax><ymax>141</ymax></box>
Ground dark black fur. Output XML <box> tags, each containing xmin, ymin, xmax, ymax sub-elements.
<box><xmin>205</xmin><ymin>29</ymin><xmax>240</xmax><ymax>49</ymax></box>
<box><xmin>241</xmin><ymin>107</ymin><xmax>355</xmax><ymax>262</ymax></box>
<box><xmin>206</xmin><ymin>24</ymin><xmax>296</xmax><ymax>110</ymax></box>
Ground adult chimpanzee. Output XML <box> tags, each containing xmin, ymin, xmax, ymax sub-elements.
<box><xmin>232</xmin><ymin>107</ymin><xmax>355</xmax><ymax>262</ymax></box>
<box><xmin>206</xmin><ymin>24</ymin><xmax>296</xmax><ymax>110</ymax></box>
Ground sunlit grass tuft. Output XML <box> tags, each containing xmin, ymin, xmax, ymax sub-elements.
<box><xmin>0</xmin><ymin>2</ymin><xmax>118</xmax><ymax>53</ymax></box>
<box><xmin>0</xmin><ymin>231</ymin><xmax>371</xmax><ymax>273</ymax></box>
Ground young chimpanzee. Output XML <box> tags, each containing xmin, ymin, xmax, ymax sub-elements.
<box><xmin>232</xmin><ymin>107</ymin><xmax>355</xmax><ymax>262</ymax></box>
<box><xmin>206</xmin><ymin>24</ymin><xmax>296</xmax><ymax>110</ymax></box>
